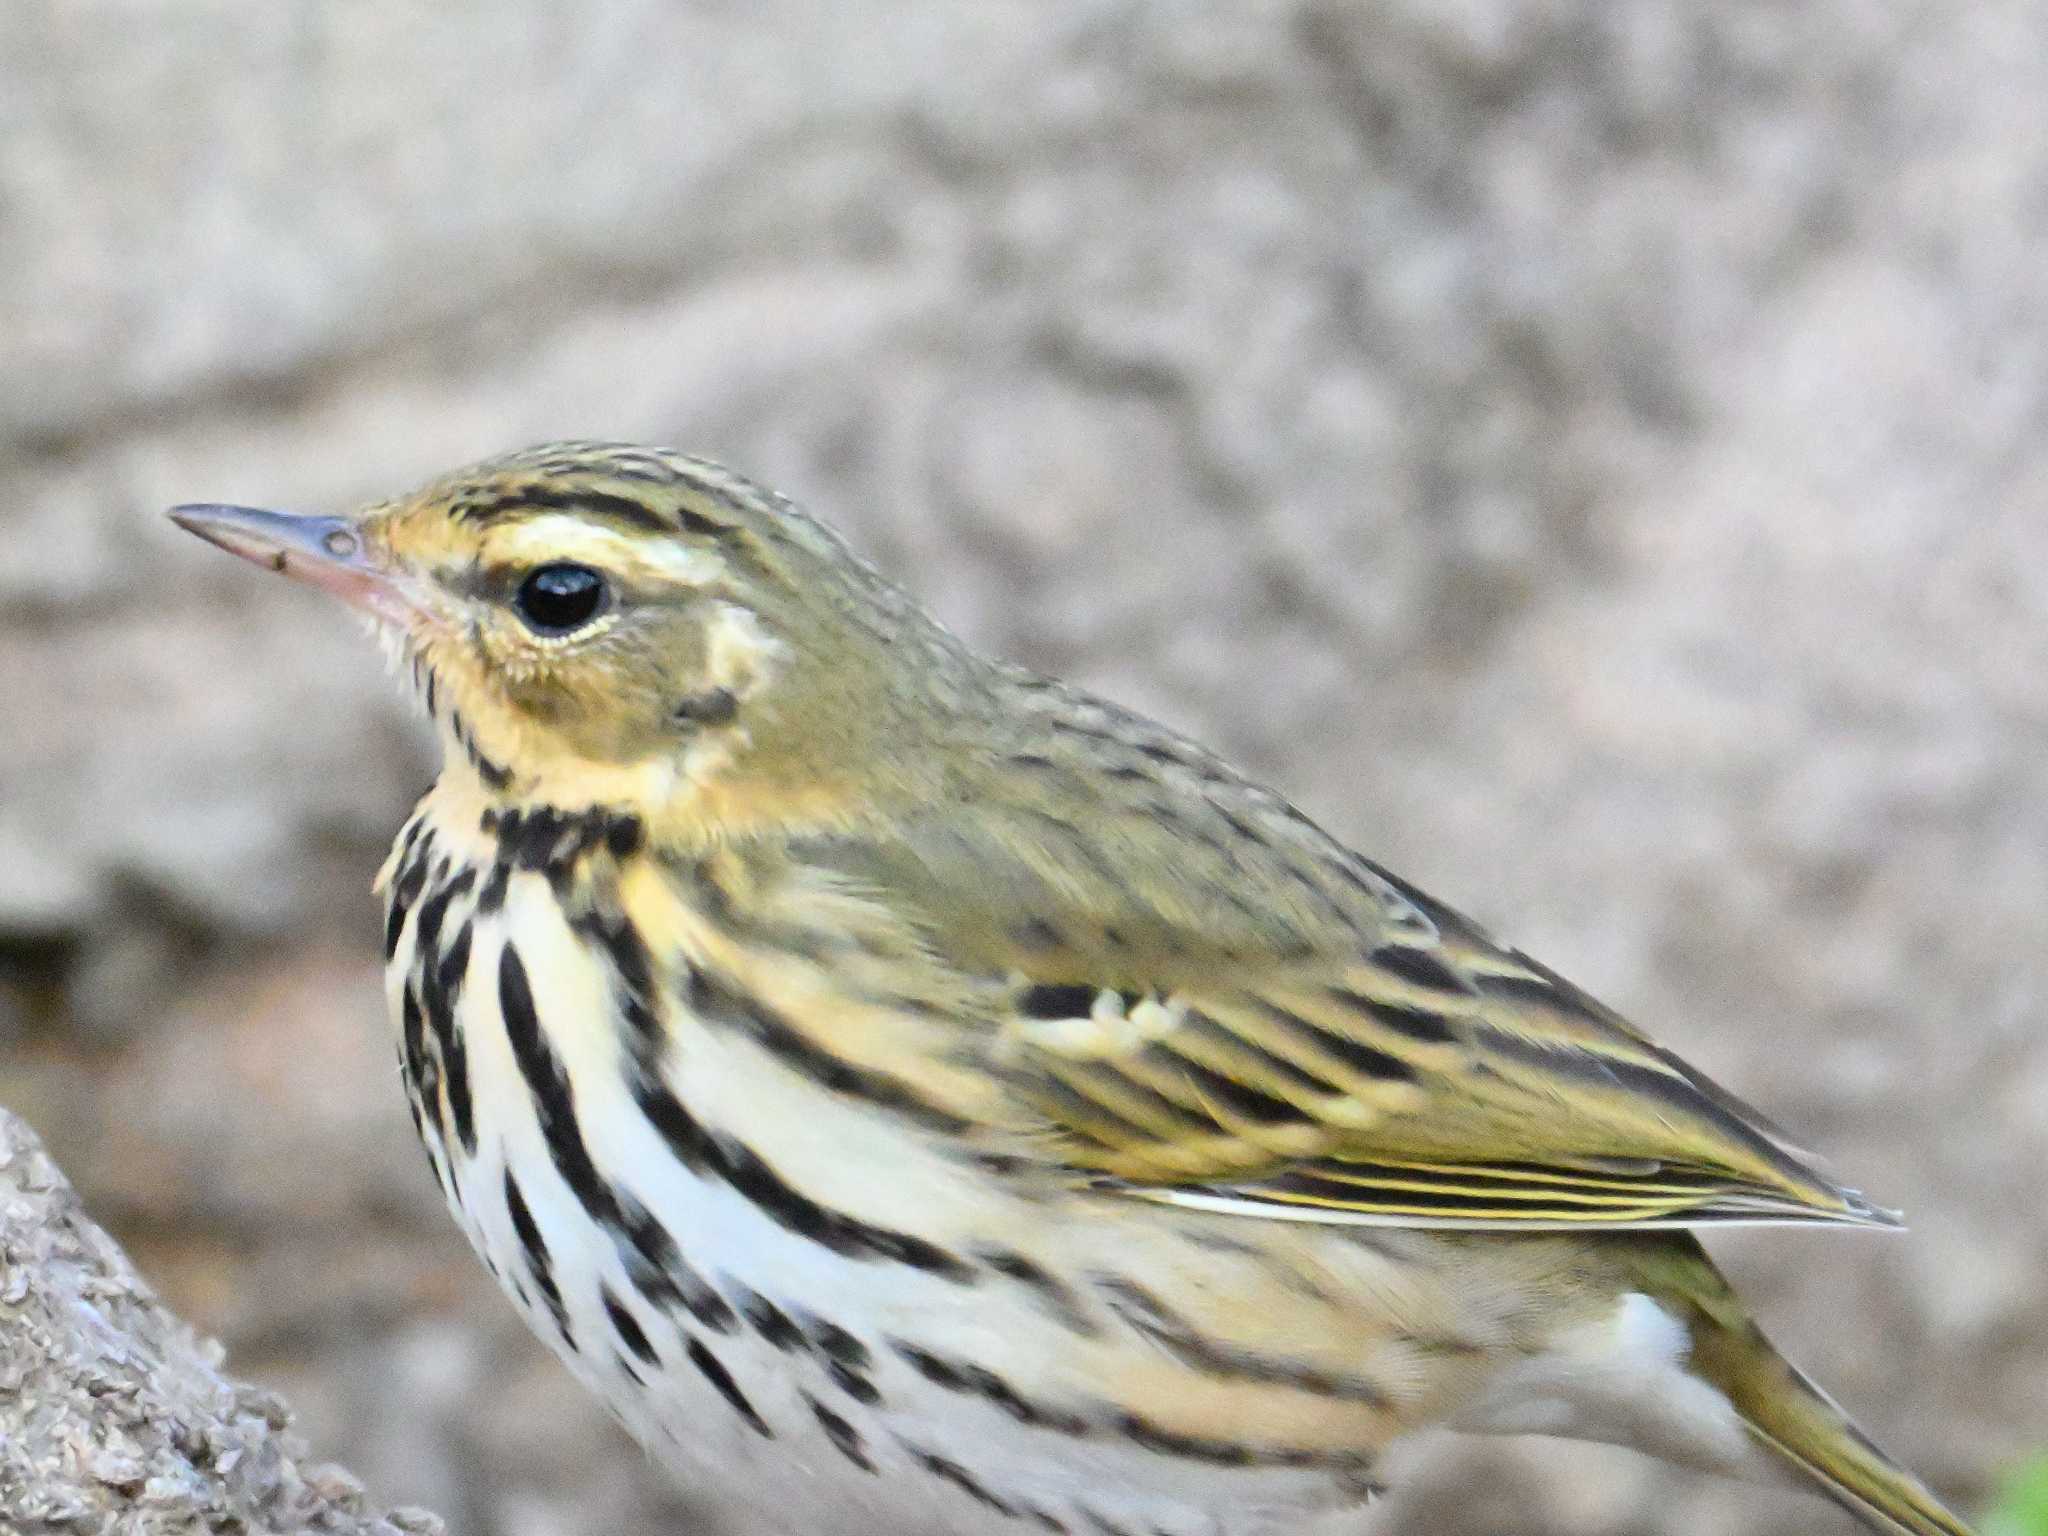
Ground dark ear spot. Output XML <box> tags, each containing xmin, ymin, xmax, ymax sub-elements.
<box><xmin>673</xmin><ymin>687</ymin><xmax>739</xmax><ymax>727</ymax></box>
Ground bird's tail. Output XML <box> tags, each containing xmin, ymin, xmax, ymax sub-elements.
<box><xmin>1680</xmin><ymin>1300</ymin><xmax>1975</xmax><ymax>1536</ymax></box>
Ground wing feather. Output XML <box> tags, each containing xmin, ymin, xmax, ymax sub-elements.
<box><xmin>988</xmin><ymin>918</ymin><xmax>1892</xmax><ymax>1231</ymax></box>
<box><xmin>763</xmin><ymin>737</ymin><xmax>1897</xmax><ymax>1233</ymax></box>
<box><xmin>1010</xmin><ymin>941</ymin><xmax>1897</xmax><ymax>1227</ymax></box>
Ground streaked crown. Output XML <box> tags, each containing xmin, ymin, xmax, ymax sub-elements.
<box><xmin>219</xmin><ymin>442</ymin><xmax>982</xmax><ymax>833</ymax></box>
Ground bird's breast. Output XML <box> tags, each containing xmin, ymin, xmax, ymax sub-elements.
<box><xmin>371</xmin><ymin>793</ymin><xmax>1421</xmax><ymax>1535</ymax></box>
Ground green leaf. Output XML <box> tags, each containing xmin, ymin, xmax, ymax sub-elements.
<box><xmin>1987</xmin><ymin>1455</ymin><xmax>2048</xmax><ymax>1536</ymax></box>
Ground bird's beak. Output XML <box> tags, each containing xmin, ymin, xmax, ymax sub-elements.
<box><xmin>167</xmin><ymin>503</ymin><xmax>427</xmax><ymax>627</ymax></box>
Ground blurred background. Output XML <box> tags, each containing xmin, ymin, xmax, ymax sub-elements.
<box><xmin>3</xmin><ymin>3</ymin><xmax>2044</xmax><ymax>1533</ymax></box>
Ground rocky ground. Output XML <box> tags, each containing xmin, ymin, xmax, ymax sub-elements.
<box><xmin>0</xmin><ymin>1108</ymin><xmax>445</xmax><ymax>1536</ymax></box>
<box><xmin>3</xmin><ymin>3</ymin><xmax>2044</xmax><ymax>1532</ymax></box>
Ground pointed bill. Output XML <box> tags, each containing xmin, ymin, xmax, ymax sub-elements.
<box><xmin>167</xmin><ymin>503</ymin><xmax>425</xmax><ymax>627</ymax></box>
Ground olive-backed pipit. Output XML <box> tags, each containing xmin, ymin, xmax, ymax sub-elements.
<box><xmin>169</xmin><ymin>443</ymin><xmax>1971</xmax><ymax>1536</ymax></box>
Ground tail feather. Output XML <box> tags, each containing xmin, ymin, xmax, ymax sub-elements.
<box><xmin>1685</xmin><ymin>1311</ymin><xmax>1975</xmax><ymax>1536</ymax></box>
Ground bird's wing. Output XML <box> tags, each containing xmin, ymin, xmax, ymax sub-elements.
<box><xmin>779</xmin><ymin>778</ymin><xmax>1895</xmax><ymax>1233</ymax></box>
<box><xmin>985</xmin><ymin>925</ymin><xmax>1894</xmax><ymax>1230</ymax></box>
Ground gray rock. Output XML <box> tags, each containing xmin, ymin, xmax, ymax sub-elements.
<box><xmin>0</xmin><ymin>1106</ymin><xmax>444</xmax><ymax>1534</ymax></box>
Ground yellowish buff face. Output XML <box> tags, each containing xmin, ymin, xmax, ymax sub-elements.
<box><xmin>180</xmin><ymin>442</ymin><xmax>972</xmax><ymax>841</ymax></box>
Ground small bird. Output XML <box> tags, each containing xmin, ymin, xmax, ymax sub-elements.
<box><xmin>169</xmin><ymin>443</ymin><xmax>1971</xmax><ymax>1536</ymax></box>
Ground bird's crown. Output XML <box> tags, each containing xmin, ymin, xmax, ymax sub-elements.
<box><xmin>174</xmin><ymin>441</ymin><xmax>976</xmax><ymax>837</ymax></box>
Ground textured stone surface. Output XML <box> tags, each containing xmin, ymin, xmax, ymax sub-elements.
<box><xmin>0</xmin><ymin>1107</ymin><xmax>445</xmax><ymax>1535</ymax></box>
<box><xmin>2</xmin><ymin>2</ymin><xmax>2043</xmax><ymax>1532</ymax></box>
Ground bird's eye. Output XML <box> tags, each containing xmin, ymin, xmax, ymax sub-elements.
<box><xmin>514</xmin><ymin>563</ymin><xmax>608</xmax><ymax>635</ymax></box>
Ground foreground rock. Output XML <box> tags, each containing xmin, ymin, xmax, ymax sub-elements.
<box><xmin>0</xmin><ymin>1106</ymin><xmax>443</xmax><ymax>1536</ymax></box>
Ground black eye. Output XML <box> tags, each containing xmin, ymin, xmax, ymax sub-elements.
<box><xmin>514</xmin><ymin>563</ymin><xmax>608</xmax><ymax>635</ymax></box>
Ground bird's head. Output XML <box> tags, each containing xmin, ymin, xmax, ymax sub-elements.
<box><xmin>169</xmin><ymin>442</ymin><xmax>967</xmax><ymax>837</ymax></box>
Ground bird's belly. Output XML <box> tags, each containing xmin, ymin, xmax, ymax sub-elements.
<box><xmin>444</xmin><ymin>1155</ymin><xmax>1372</xmax><ymax>1536</ymax></box>
<box><xmin>422</xmin><ymin>1009</ymin><xmax>1359</xmax><ymax>1536</ymax></box>
<box><xmin>382</xmin><ymin>851</ymin><xmax>1381</xmax><ymax>1535</ymax></box>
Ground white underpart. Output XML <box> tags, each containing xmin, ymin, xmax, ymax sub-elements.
<box><xmin>1452</xmin><ymin>1292</ymin><xmax>1752</xmax><ymax>1472</ymax></box>
<box><xmin>407</xmin><ymin>872</ymin><xmax>1344</xmax><ymax>1536</ymax></box>
<box><xmin>369</xmin><ymin>612</ymin><xmax>412</xmax><ymax>677</ymax></box>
